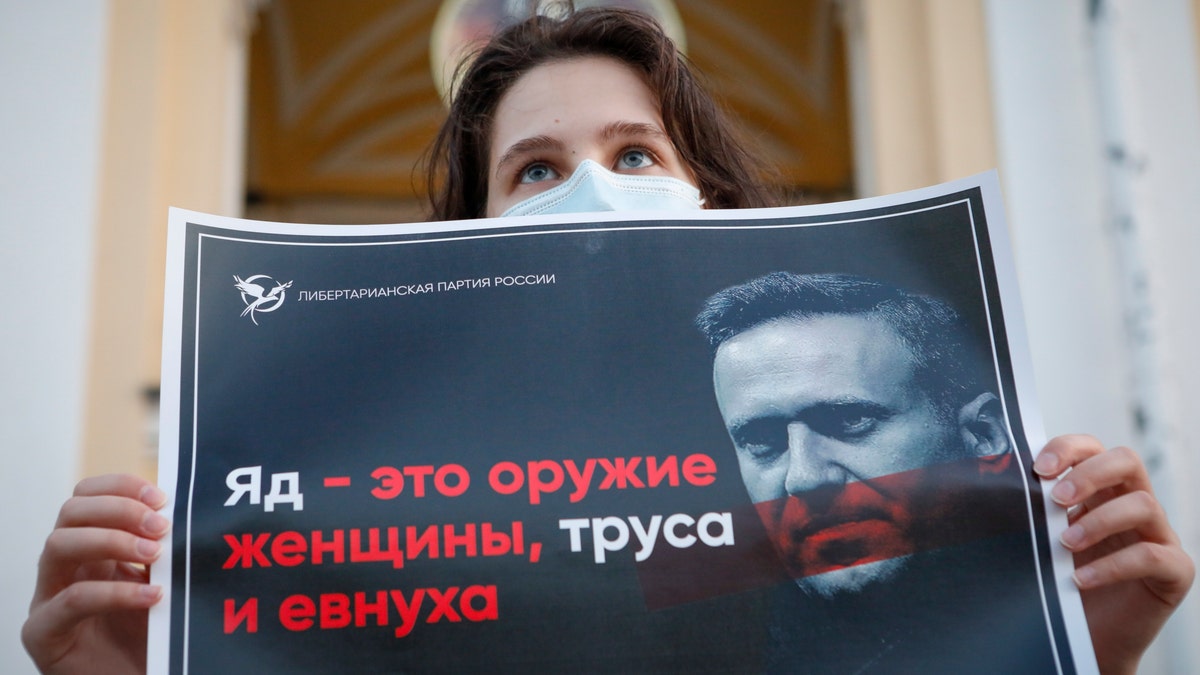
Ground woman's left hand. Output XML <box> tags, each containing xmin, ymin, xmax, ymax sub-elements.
<box><xmin>1034</xmin><ymin>434</ymin><xmax>1194</xmax><ymax>675</ymax></box>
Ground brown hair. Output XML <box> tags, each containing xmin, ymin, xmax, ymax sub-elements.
<box><xmin>424</xmin><ymin>7</ymin><xmax>779</xmax><ymax>220</ymax></box>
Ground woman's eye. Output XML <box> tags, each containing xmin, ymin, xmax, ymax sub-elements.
<box><xmin>617</xmin><ymin>149</ymin><xmax>655</xmax><ymax>170</ymax></box>
<box><xmin>519</xmin><ymin>163</ymin><xmax>559</xmax><ymax>184</ymax></box>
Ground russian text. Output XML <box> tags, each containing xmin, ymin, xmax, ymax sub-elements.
<box><xmin>222</xmin><ymin>522</ymin><xmax>534</xmax><ymax>570</ymax></box>
<box><xmin>224</xmin><ymin>466</ymin><xmax>303</xmax><ymax>512</ymax></box>
<box><xmin>487</xmin><ymin>454</ymin><xmax>717</xmax><ymax>504</ymax></box>
<box><xmin>559</xmin><ymin>512</ymin><xmax>735</xmax><ymax>563</ymax></box>
<box><xmin>279</xmin><ymin>586</ymin><xmax>498</xmax><ymax>639</ymax></box>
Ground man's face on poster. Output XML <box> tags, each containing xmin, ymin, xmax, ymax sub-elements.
<box><xmin>712</xmin><ymin>313</ymin><xmax>968</xmax><ymax>599</ymax></box>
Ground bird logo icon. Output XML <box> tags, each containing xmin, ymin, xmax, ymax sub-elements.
<box><xmin>234</xmin><ymin>274</ymin><xmax>293</xmax><ymax>325</ymax></box>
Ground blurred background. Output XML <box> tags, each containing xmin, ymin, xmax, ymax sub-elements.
<box><xmin>2</xmin><ymin>0</ymin><xmax>1197</xmax><ymax>671</ymax></box>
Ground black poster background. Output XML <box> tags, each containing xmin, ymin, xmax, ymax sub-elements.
<box><xmin>156</xmin><ymin>182</ymin><xmax>1082</xmax><ymax>674</ymax></box>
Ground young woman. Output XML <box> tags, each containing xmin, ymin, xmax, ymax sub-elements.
<box><xmin>23</xmin><ymin>8</ymin><xmax>1192</xmax><ymax>675</ymax></box>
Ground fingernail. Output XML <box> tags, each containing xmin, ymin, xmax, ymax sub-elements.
<box><xmin>1060</xmin><ymin>524</ymin><xmax>1085</xmax><ymax>549</ymax></box>
<box><xmin>1033</xmin><ymin>452</ymin><xmax>1059</xmax><ymax>476</ymax></box>
<box><xmin>1073</xmin><ymin>566</ymin><xmax>1099</xmax><ymax>588</ymax></box>
<box><xmin>139</xmin><ymin>584</ymin><xmax>164</xmax><ymax>602</ymax></box>
<box><xmin>142</xmin><ymin>511</ymin><xmax>171</xmax><ymax>536</ymax></box>
<box><xmin>1050</xmin><ymin>480</ymin><xmax>1076</xmax><ymax>505</ymax></box>
<box><xmin>140</xmin><ymin>485</ymin><xmax>167</xmax><ymax>508</ymax></box>
<box><xmin>137</xmin><ymin>538</ymin><xmax>162</xmax><ymax>560</ymax></box>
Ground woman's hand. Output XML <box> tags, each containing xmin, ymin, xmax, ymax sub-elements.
<box><xmin>1034</xmin><ymin>435</ymin><xmax>1194</xmax><ymax>675</ymax></box>
<box><xmin>22</xmin><ymin>474</ymin><xmax>169</xmax><ymax>675</ymax></box>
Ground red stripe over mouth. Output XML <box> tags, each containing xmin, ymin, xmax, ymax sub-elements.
<box><xmin>636</xmin><ymin>453</ymin><xmax>1027</xmax><ymax>609</ymax></box>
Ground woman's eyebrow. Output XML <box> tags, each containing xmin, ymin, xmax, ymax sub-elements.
<box><xmin>600</xmin><ymin>120</ymin><xmax>670</xmax><ymax>142</ymax></box>
<box><xmin>495</xmin><ymin>135</ymin><xmax>563</xmax><ymax>175</ymax></box>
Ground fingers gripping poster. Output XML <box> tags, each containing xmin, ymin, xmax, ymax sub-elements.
<box><xmin>149</xmin><ymin>173</ymin><xmax>1098</xmax><ymax>674</ymax></box>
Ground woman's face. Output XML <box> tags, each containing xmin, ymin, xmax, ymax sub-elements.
<box><xmin>485</xmin><ymin>56</ymin><xmax>697</xmax><ymax>217</ymax></box>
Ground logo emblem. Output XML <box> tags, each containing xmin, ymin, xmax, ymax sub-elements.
<box><xmin>233</xmin><ymin>274</ymin><xmax>293</xmax><ymax>325</ymax></box>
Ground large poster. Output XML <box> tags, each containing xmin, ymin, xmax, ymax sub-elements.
<box><xmin>149</xmin><ymin>173</ymin><xmax>1096</xmax><ymax>673</ymax></box>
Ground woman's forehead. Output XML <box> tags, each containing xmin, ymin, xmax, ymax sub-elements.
<box><xmin>489</xmin><ymin>56</ymin><xmax>664</xmax><ymax>155</ymax></box>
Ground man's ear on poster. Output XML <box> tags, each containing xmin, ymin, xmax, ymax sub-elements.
<box><xmin>956</xmin><ymin>392</ymin><xmax>1012</xmax><ymax>473</ymax></box>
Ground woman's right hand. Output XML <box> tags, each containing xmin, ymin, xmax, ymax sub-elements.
<box><xmin>22</xmin><ymin>474</ymin><xmax>169</xmax><ymax>675</ymax></box>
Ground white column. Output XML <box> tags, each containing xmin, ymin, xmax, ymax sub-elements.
<box><xmin>985</xmin><ymin>1</ymin><xmax>1200</xmax><ymax>672</ymax></box>
<box><xmin>0</xmin><ymin>3</ymin><xmax>110</xmax><ymax>673</ymax></box>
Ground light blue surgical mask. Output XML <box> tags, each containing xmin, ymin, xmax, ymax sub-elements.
<box><xmin>500</xmin><ymin>159</ymin><xmax>705</xmax><ymax>218</ymax></box>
